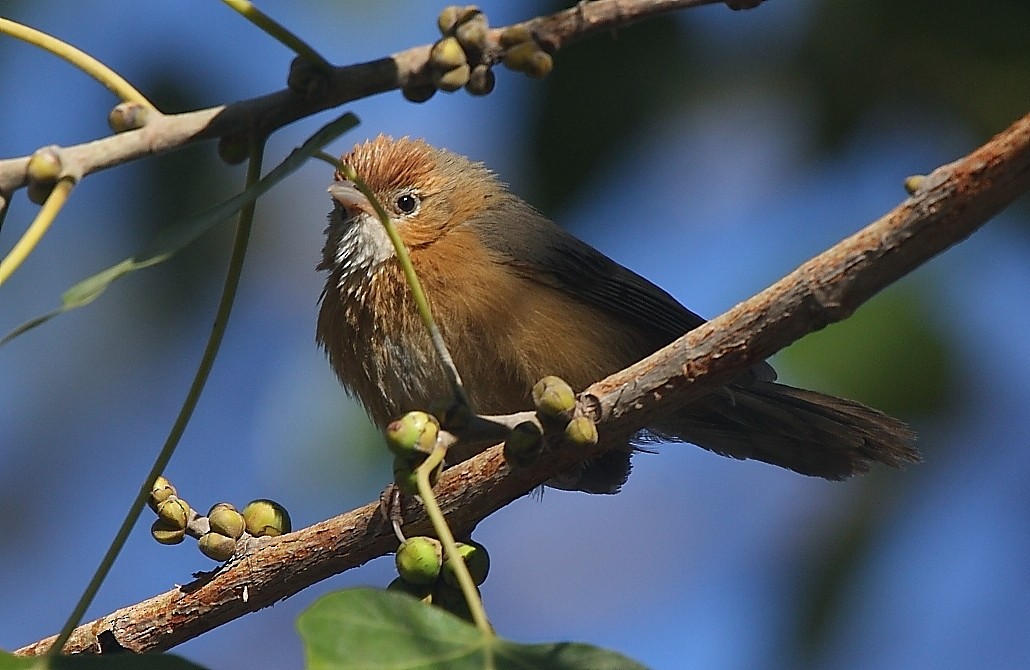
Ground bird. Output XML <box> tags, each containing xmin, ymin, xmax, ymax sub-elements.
<box><xmin>316</xmin><ymin>135</ymin><xmax>919</xmax><ymax>493</ymax></box>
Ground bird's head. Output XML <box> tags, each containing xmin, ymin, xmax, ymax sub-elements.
<box><xmin>320</xmin><ymin>135</ymin><xmax>502</xmax><ymax>279</ymax></box>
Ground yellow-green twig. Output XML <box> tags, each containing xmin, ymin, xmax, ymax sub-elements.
<box><xmin>0</xmin><ymin>17</ymin><xmax>155</xmax><ymax>109</ymax></box>
<box><xmin>221</xmin><ymin>0</ymin><xmax>331</xmax><ymax>70</ymax></box>
<box><xmin>313</xmin><ymin>150</ymin><xmax>487</xmax><ymax>630</ymax></box>
<box><xmin>0</xmin><ymin>177</ymin><xmax>75</xmax><ymax>286</ymax></box>
<box><xmin>416</xmin><ymin>445</ymin><xmax>493</xmax><ymax>635</ymax></box>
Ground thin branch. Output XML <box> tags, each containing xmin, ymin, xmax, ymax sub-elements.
<box><xmin>220</xmin><ymin>0</ymin><xmax>333</xmax><ymax>71</ymax></box>
<box><xmin>0</xmin><ymin>177</ymin><xmax>76</xmax><ymax>286</ymax></box>
<box><xmin>0</xmin><ymin>17</ymin><xmax>156</xmax><ymax>110</ymax></box>
<box><xmin>44</xmin><ymin>140</ymin><xmax>266</xmax><ymax>656</ymax></box>
<box><xmin>17</xmin><ymin>107</ymin><xmax>1030</xmax><ymax>657</ymax></box>
<box><xmin>529</xmin><ymin>0</ymin><xmax>725</xmax><ymax>52</ymax></box>
<box><xmin>585</xmin><ymin>112</ymin><xmax>1030</xmax><ymax>429</ymax></box>
<box><xmin>0</xmin><ymin>0</ymin><xmax>734</xmax><ymax>197</ymax></box>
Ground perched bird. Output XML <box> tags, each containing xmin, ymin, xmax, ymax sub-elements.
<box><xmin>317</xmin><ymin>135</ymin><xmax>918</xmax><ymax>493</ymax></box>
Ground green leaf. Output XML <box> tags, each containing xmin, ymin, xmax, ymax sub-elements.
<box><xmin>297</xmin><ymin>588</ymin><xmax>649</xmax><ymax>670</ymax></box>
<box><xmin>0</xmin><ymin>649</ymin><xmax>208</xmax><ymax>670</ymax></box>
<box><xmin>1</xmin><ymin>112</ymin><xmax>360</xmax><ymax>347</ymax></box>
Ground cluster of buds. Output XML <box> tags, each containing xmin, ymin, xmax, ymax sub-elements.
<box><xmin>499</xmin><ymin>25</ymin><xmax>553</xmax><ymax>79</ymax></box>
<box><xmin>149</xmin><ymin>476</ymin><xmax>191</xmax><ymax>546</ymax></box>
<box><xmin>404</xmin><ymin>5</ymin><xmax>491</xmax><ymax>101</ymax></box>
<box><xmin>389</xmin><ymin>535</ymin><xmax>491</xmax><ymax>622</ymax></box>
<box><xmin>198</xmin><ymin>503</ymin><xmax>246</xmax><ymax>562</ymax></box>
<box><xmin>404</xmin><ymin>6</ymin><xmax>554</xmax><ymax>102</ymax></box>
<box><xmin>503</xmin><ymin>375</ymin><xmax>598</xmax><ymax>470</ymax></box>
<box><xmin>431</xmin><ymin>5</ymin><xmax>492</xmax><ymax>94</ymax></box>
<box><xmin>147</xmin><ymin>476</ymin><xmax>291</xmax><ymax>563</ymax></box>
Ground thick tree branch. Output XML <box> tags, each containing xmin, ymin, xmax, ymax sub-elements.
<box><xmin>18</xmin><ymin>109</ymin><xmax>1030</xmax><ymax>657</ymax></box>
<box><xmin>0</xmin><ymin>0</ymin><xmax>731</xmax><ymax>201</ymax></box>
<box><xmin>586</xmin><ymin>111</ymin><xmax>1030</xmax><ymax>428</ymax></box>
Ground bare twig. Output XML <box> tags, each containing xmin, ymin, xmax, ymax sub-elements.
<box><xmin>585</xmin><ymin>112</ymin><xmax>1030</xmax><ymax>429</ymax></box>
<box><xmin>17</xmin><ymin>108</ymin><xmax>1030</xmax><ymax>657</ymax></box>
<box><xmin>0</xmin><ymin>0</ymin><xmax>733</xmax><ymax>200</ymax></box>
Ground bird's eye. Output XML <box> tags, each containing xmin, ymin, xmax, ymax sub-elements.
<box><xmin>395</xmin><ymin>192</ymin><xmax>420</xmax><ymax>215</ymax></box>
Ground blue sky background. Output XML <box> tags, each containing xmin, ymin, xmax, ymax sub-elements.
<box><xmin>1</xmin><ymin>2</ymin><xmax>1028</xmax><ymax>669</ymax></box>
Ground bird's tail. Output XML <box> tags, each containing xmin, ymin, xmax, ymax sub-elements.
<box><xmin>652</xmin><ymin>382</ymin><xmax>920</xmax><ymax>480</ymax></box>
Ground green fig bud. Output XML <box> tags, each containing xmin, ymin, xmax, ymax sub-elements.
<box><xmin>502</xmin><ymin>41</ymin><xmax>537</xmax><ymax>73</ymax></box>
<box><xmin>455</xmin><ymin>17</ymin><xmax>488</xmax><ymax>52</ymax></box>
<box><xmin>385</xmin><ymin>411</ymin><xmax>439</xmax><ymax>460</ymax></box>
<box><xmin>523</xmin><ymin>50</ymin><xmax>553</xmax><ymax>79</ymax></box>
<box><xmin>286</xmin><ymin>56</ymin><xmax>328</xmax><ymax>99</ymax></box>
<box><xmin>441</xmin><ymin>540</ymin><xmax>490</xmax><ymax>588</ymax></box>
<box><xmin>436</xmin><ymin>63</ymin><xmax>471</xmax><ymax>92</ymax></box>
<box><xmin>27</xmin><ymin>181</ymin><xmax>53</xmax><ymax>205</ymax></box>
<box><xmin>532</xmin><ymin>375</ymin><xmax>576</xmax><ymax>420</ymax></box>
<box><xmin>148</xmin><ymin>476</ymin><xmax>177</xmax><ymax>512</ymax></box>
<box><xmin>503</xmin><ymin>421</ymin><xmax>544</xmax><ymax>468</ymax></box>
<box><xmin>395</xmin><ymin>536</ymin><xmax>443</xmax><ymax>585</ymax></box>
<box><xmin>207</xmin><ymin>503</ymin><xmax>246</xmax><ymax>540</ymax></box>
<box><xmin>26</xmin><ymin>147</ymin><xmax>62</xmax><ymax>183</ymax></box>
<box><xmin>430</xmin><ymin>37</ymin><xmax>467</xmax><ymax>72</ymax></box>
<box><xmin>108</xmin><ymin>101</ymin><xmax>149</xmax><ymax>133</ymax></box>
<box><xmin>156</xmin><ymin>498</ymin><xmax>191</xmax><ymax>530</ymax></box>
<box><xmin>564</xmin><ymin>416</ymin><xmax>598</xmax><ymax>448</ymax></box>
<box><xmin>465</xmin><ymin>64</ymin><xmax>495</xmax><ymax>96</ymax></box>
<box><xmin>499</xmin><ymin>25</ymin><xmax>532</xmax><ymax>48</ymax></box>
<box><xmin>198</xmin><ymin>531</ymin><xmax>236</xmax><ymax>562</ymax></box>
<box><xmin>393</xmin><ymin>456</ymin><xmax>420</xmax><ymax>496</ymax></box>
<box><xmin>402</xmin><ymin>83</ymin><xmax>437</xmax><ymax>103</ymax></box>
<box><xmin>437</xmin><ymin>5</ymin><xmax>464</xmax><ymax>35</ymax></box>
<box><xmin>242</xmin><ymin>499</ymin><xmax>292</xmax><ymax>537</ymax></box>
<box><xmin>26</xmin><ymin>147</ymin><xmax>63</xmax><ymax>204</ymax></box>
<box><xmin>387</xmin><ymin>576</ymin><xmax>434</xmax><ymax>604</ymax></box>
<box><xmin>151</xmin><ymin>519</ymin><xmax>186</xmax><ymax>545</ymax></box>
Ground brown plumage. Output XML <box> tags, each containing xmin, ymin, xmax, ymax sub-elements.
<box><xmin>317</xmin><ymin>135</ymin><xmax>919</xmax><ymax>493</ymax></box>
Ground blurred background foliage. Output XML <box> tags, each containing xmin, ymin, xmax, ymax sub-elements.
<box><xmin>0</xmin><ymin>1</ymin><xmax>1027</xmax><ymax>669</ymax></box>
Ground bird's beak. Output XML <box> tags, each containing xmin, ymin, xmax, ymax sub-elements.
<box><xmin>328</xmin><ymin>180</ymin><xmax>376</xmax><ymax>220</ymax></box>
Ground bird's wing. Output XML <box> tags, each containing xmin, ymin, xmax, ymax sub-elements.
<box><xmin>536</xmin><ymin>226</ymin><xmax>709</xmax><ymax>341</ymax></box>
<box><xmin>473</xmin><ymin>199</ymin><xmax>776</xmax><ymax>382</ymax></box>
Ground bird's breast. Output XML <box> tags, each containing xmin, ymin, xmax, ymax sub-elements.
<box><xmin>319</xmin><ymin>222</ymin><xmax>657</xmax><ymax>427</ymax></box>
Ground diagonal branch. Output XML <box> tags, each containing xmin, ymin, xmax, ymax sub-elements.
<box><xmin>0</xmin><ymin>0</ymin><xmax>731</xmax><ymax>200</ymax></box>
<box><xmin>17</xmin><ymin>108</ymin><xmax>1030</xmax><ymax>657</ymax></box>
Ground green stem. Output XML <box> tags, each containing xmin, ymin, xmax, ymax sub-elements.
<box><xmin>0</xmin><ymin>177</ymin><xmax>75</xmax><ymax>287</ymax></box>
<box><xmin>220</xmin><ymin>0</ymin><xmax>332</xmax><ymax>70</ymax></box>
<box><xmin>0</xmin><ymin>17</ymin><xmax>156</xmax><ymax>109</ymax></box>
<box><xmin>47</xmin><ymin>140</ymin><xmax>265</xmax><ymax>655</ymax></box>
<box><xmin>313</xmin><ymin>150</ymin><xmax>487</xmax><ymax>631</ymax></box>
<box><xmin>314</xmin><ymin>151</ymin><xmax>470</xmax><ymax>410</ymax></box>
<box><xmin>416</xmin><ymin>447</ymin><xmax>493</xmax><ymax>635</ymax></box>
